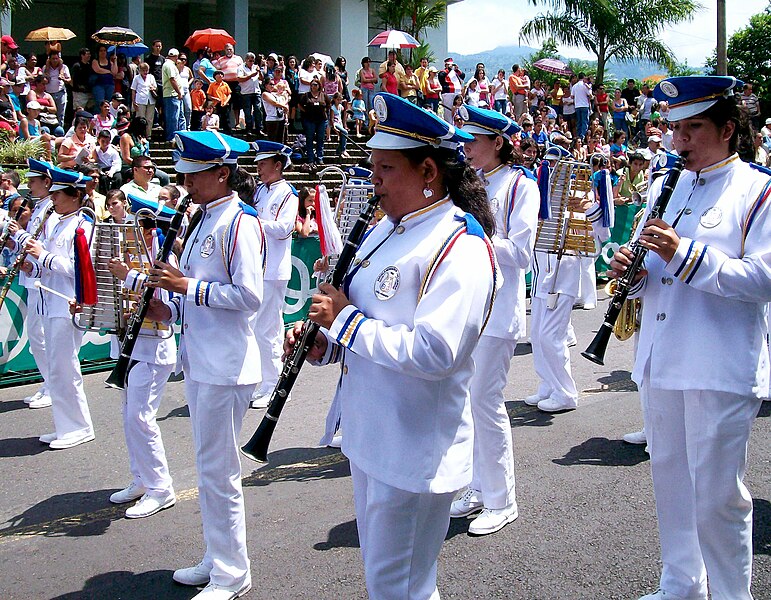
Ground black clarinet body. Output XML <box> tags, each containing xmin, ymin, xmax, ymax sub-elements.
<box><xmin>241</xmin><ymin>194</ymin><xmax>380</xmax><ymax>463</ymax></box>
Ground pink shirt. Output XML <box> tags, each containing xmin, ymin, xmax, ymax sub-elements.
<box><xmin>214</xmin><ymin>54</ymin><xmax>243</xmax><ymax>82</ymax></box>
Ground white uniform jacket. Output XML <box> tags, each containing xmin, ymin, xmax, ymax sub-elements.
<box><xmin>531</xmin><ymin>201</ymin><xmax>610</xmax><ymax>299</ymax></box>
<box><xmin>253</xmin><ymin>179</ymin><xmax>298</xmax><ymax>281</ymax></box>
<box><xmin>28</xmin><ymin>210</ymin><xmax>92</xmax><ymax>319</ymax></box>
<box><xmin>14</xmin><ymin>196</ymin><xmax>59</xmax><ymax>289</ymax></box>
<box><xmin>317</xmin><ymin>197</ymin><xmax>497</xmax><ymax>494</ymax></box>
<box><xmin>167</xmin><ymin>194</ymin><xmax>265</xmax><ymax>386</ymax></box>
<box><xmin>629</xmin><ymin>155</ymin><xmax>771</xmax><ymax>397</ymax></box>
<box><xmin>482</xmin><ymin>164</ymin><xmax>539</xmax><ymax>340</ymax></box>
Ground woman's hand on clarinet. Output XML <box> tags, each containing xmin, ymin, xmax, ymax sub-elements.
<box><xmin>637</xmin><ymin>217</ymin><xmax>680</xmax><ymax>264</ymax></box>
<box><xmin>608</xmin><ymin>246</ymin><xmax>647</xmax><ymax>282</ymax></box>
<box><xmin>145</xmin><ymin>297</ymin><xmax>172</xmax><ymax>323</ymax></box>
<box><xmin>20</xmin><ymin>261</ymin><xmax>33</xmax><ymax>274</ymax></box>
<box><xmin>147</xmin><ymin>260</ymin><xmax>188</xmax><ymax>294</ymax></box>
<box><xmin>308</xmin><ymin>282</ymin><xmax>351</xmax><ymax>330</ymax></box>
<box><xmin>24</xmin><ymin>238</ymin><xmax>43</xmax><ymax>259</ymax></box>
<box><xmin>283</xmin><ymin>320</ymin><xmax>328</xmax><ymax>362</ymax></box>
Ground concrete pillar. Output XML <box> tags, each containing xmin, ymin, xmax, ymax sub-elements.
<box><xmin>0</xmin><ymin>9</ymin><xmax>10</xmax><ymax>39</ymax></box>
<box><xmin>115</xmin><ymin>0</ymin><xmax>145</xmax><ymax>40</ymax></box>
<box><xmin>216</xmin><ymin>0</ymin><xmax>249</xmax><ymax>52</ymax></box>
<box><xmin>340</xmin><ymin>0</ymin><xmax>369</xmax><ymax>66</ymax></box>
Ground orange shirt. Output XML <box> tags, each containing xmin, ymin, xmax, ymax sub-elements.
<box><xmin>207</xmin><ymin>80</ymin><xmax>231</xmax><ymax>106</ymax></box>
<box><xmin>191</xmin><ymin>89</ymin><xmax>206</xmax><ymax>111</ymax></box>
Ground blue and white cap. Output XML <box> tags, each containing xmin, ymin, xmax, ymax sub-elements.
<box><xmin>654</xmin><ymin>76</ymin><xmax>743</xmax><ymax>122</ymax></box>
<box><xmin>127</xmin><ymin>194</ymin><xmax>177</xmax><ymax>223</ymax></box>
<box><xmin>253</xmin><ymin>140</ymin><xmax>293</xmax><ymax>163</ymax></box>
<box><xmin>173</xmin><ymin>131</ymin><xmax>251</xmax><ymax>174</ymax></box>
<box><xmin>48</xmin><ymin>166</ymin><xmax>91</xmax><ymax>191</ymax></box>
<box><xmin>367</xmin><ymin>92</ymin><xmax>473</xmax><ymax>150</ymax></box>
<box><xmin>345</xmin><ymin>166</ymin><xmax>373</xmax><ymax>179</ymax></box>
<box><xmin>542</xmin><ymin>145</ymin><xmax>571</xmax><ymax>162</ymax></box>
<box><xmin>459</xmin><ymin>104</ymin><xmax>521</xmax><ymax>140</ymax></box>
<box><xmin>27</xmin><ymin>157</ymin><xmax>54</xmax><ymax>178</ymax></box>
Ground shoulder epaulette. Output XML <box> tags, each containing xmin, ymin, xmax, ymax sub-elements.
<box><xmin>750</xmin><ymin>162</ymin><xmax>771</xmax><ymax>177</ymax></box>
<box><xmin>238</xmin><ymin>201</ymin><xmax>258</xmax><ymax>218</ymax></box>
<box><xmin>511</xmin><ymin>165</ymin><xmax>537</xmax><ymax>181</ymax></box>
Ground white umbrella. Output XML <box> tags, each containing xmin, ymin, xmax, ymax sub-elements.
<box><xmin>310</xmin><ymin>52</ymin><xmax>333</xmax><ymax>67</ymax></box>
<box><xmin>368</xmin><ymin>30</ymin><xmax>420</xmax><ymax>49</ymax></box>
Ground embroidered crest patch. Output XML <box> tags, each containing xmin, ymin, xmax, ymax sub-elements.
<box><xmin>200</xmin><ymin>234</ymin><xmax>216</xmax><ymax>258</ymax></box>
<box><xmin>700</xmin><ymin>206</ymin><xmax>722</xmax><ymax>228</ymax></box>
<box><xmin>374</xmin><ymin>266</ymin><xmax>400</xmax><ymax>300</ymax></box>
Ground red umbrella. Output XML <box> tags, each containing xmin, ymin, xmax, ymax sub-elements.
<box><xmin>532</xmin><ymin>58</ymin><xmax>573</xmax><ymax>76</ymax></box>
<box><xmin>184</xmin><ymin>28</ymin><xmax>235</xmax><ymax>53</ymax></box>
<box><xmin>368</xmin><ymin>30</ymin><xmax>420</xmax><ymax>49</ymax></box>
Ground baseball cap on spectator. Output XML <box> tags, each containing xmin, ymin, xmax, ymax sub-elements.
<box><xmin>1</xmin><ymin>35</ymin><xmax>18</xmax><ymax>49</ymax></box>
<box><xmin>428</xmin><ymin>66</ymin><xmax>438</xmax><ymax>73</ymax></box>
<box><xmin>13</xmin><ymin>76</ymin><xmax>25</xmax><ymax>86</ymax></box>
<box><xmin>0</xmin><ymin>78</ymin><xmax>9</xmax><ymax>87</ymax></box>
<box><xmin>444</xmin><ymin>58</ymin><xmax>454</xmax><ymax>65</ymax></box>
<box><xmin>75</xmin><ymin>109</ymin><xmax>94</xmax><ymax>120</ymax></box>
<box><xmin>26</xmin><ymin>100</ymin><xmax>43</xmax><ymax>110</ymax></box>
<box><xmin>649</xmin><ymin>135</ymin><xmax>662</xmax><ymax>143</ymax></box>
<box><xmin>111</xmin><ymin>92</ymin><xmax>125</xmax><ymax>102</ymax></box>
<box><xmin>268</xmin><ymin>53</ymin><xmax>278</xmax><ymax>61</ymax></box>
<box><xmin>167</xmin><ymin>48</ymin><xmax>179</xmax><ymax>57</ymax></box>
<box><xmin>766</xmin><ymin>118</ymin><xmax>771</xmax><ymax>125</ymax></box>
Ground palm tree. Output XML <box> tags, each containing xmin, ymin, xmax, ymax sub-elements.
<box><xmin>520</xmin><ymin>0</ymin><xmax>701</xmax><ymax>84</ymax></box>
<box><xmin>373</xmin><ymin>0</ymin><xmax>447</xmax><ymax>65</ymax></box>
<box><xmin>0</xmin><ymin>1</ymin><xmax>34</xmax><ymax>37</ymax></box>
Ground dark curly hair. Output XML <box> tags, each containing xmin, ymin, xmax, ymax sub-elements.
<box><xmin>699</xmin><ymin>95</ymin><xmax>753</xmax><ymax>162</ymax></box>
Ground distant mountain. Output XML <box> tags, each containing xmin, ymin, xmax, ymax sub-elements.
<box><xmin>447</xmin><ymin>45</ymin><xmax>669</xmax><ymax>83</ymax></box>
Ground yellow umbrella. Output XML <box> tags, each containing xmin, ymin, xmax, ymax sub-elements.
<box><xmin>25</xmin><ymin>27</ymin><xmax>76</xmax><ymax>42</ymax></box>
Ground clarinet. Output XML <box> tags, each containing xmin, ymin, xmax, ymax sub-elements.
<box><xmin>582</xmin><ymin>154</ymin><xmax>687</xmax><ymax>366</ymax></box>
<box><xmin>0</xmin><ymin>203</ymin><xmax>54</xmax><ymax>311</ymax></box>
<box><xmin>105</xmin><ymin>196</ymin><xmax>192</xmax><ymax>390</ymax></box>
<box><xmin>241</xmin><ymin>194</ymin><xmax>380</xmax><ymax>463</ymax></box>
<box><xmin>0</xmin><ymin>195</ymin><xmax>30</xmax><ymax>252</ymax></box>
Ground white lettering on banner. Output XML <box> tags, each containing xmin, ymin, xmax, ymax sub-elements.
<box><xmin>0</xmin><ymin>289</ymin><xmax>27</xmax><ymax>366</ymax></box>
<box><xmin>283</xmin><ymin>255</ymin><xmax>320</xmax><ymax>316</ymax></box>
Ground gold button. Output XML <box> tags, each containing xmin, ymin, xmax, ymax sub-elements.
<box><xmin>396</xmin><ymin>225</ymin><xmax>405</xmax><ymax>234</ymax></box>
<box><xmin>353</xmin><ymin>258</ymin><xmax>361</xmax><ymax>266</ymax></box>
<box><xmin>361</xmin><ymin>260</ymin><xmax>370</xmax><ymax>268</ymax></box>
<box><xmin>343</xmin><ymin>365</ymin><xmax>349</xmax><ymax>374</ymax></box>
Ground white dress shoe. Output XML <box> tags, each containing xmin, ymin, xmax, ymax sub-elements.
<box><xmin>639</xmin><ymin>589</ymin><xmax>700</xmax><ymax>600</ymax></box>
<box><xmin>623</xmin><ymin>429</ymin><xmax>647</xmax><ymax>444</ymax></box>
<box><xmin>522</xmin><ymin>394</ymin><xmax>546</xmax><ymax>406</ymax></box>
<box><xmin>110</xmin><ymin>482</ymin><xmax>147</xmax><ymax>504</ymax></box>
<box><xmin>250</xmin><ymin>394</ymin><xmax>269</xmax><ymax>409</ymax></box>
<box><xmin>125</xmin><ymin>492</ymin><xmax>176</xmax><ymax>519</ymax></box>
<box><xmin>468</xmin><ymin>504</ymin><xmax>519</xmax><ymax>536</ymax></box>
<box><xmin>173</xmin><ymin>561</ymin><xmax>212</xmax><ymax>587</ymax></box>
<box><xmin>191</xmin><ymin>580</ymin><xmax>252</xmax><ymax>600</ymax></box>
<box><xmin>28</xmin><ymin>394</ymin><xmax>52</xmax><ymax>409</ymax></box>
<box><xmin>24</xmin><ymin>390</ymin><xmax>44</xmax><ymax>404</ymax></box>
<box><xmin>48</xmin><ymin>432</ymin><xmax>95</xmax><ymax>450</ymax></box>
<box><xmin>450</xmin><ymin>488</ymin><xmax>484</xmax><ymax>518</ymax></box>
<box><xmin>39</xmin><ymin>432</ymin><xmax>57</xmax><ymax>444</ymax></box>
<box><xmin>537</xmin><ymin>397</ymin><xmax>578</xmax><ymax>412</ymax></box>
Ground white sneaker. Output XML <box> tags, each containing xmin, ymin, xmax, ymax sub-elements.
<box><xmin>24</xmin><ymin>390</ymin><xmax>45</xmax><ymax>404</ymax></box>
<box><xmin>537</xmin><ymin>397</ymin><xmax>578</xmax><ymax>412</ymax></box>
<box><xmin>28</xmin><ymin>394</ymin><xmax>52</xmax><ymax>409</ymax></box>
<box><xmin>468</xmin><ymin>504</ymin><xmax>519</xmax><ymax>536</ymax></box>
<box><xmin>125</xmin><ymin>492</ymin><xmax>176</xmax><ymax>518</ymax></box>
<box><xmin>328</xmin><ymin>434</ymin><xmax>343</xmax><ymax>449</ymax></box>
<box><xmin>39</xmin><ymin>432</ymin><xmax>57</xmax><ymax>444</ymax></box>
<box><xmin>638</xmin><ymin>589</ymin><xmax>696</xmax><ymax>600</ymax></box>
<box><xmin>191</xmin><ymin>580</ymin><xmax>252</xmax><ymax>600</ymax></box>
<box><xmin>110</xmin><ymin>482</ymin><xmax>146</xmax><ymax>504</ymax></box>
<box><xmin>48</xmin><ymin>431</ymin><xmax>95</xmax><ymax>449</ymax></box>
<box><xmin>250</xmin><ymin>388</ymin><xmax>270</xmax><ymax>409</ymax></box>
<box><xmin>450</xmin><ymin>488</ymin><xmax>484</xmax><ymax>518</ymax></box>
<box><xmin>623</xmin><ymin>430</ymin><xmax>647</xmax><ymax>444</ymax></box>
<box><xmin>173</xmin><ymin>561</ymin><xmax>212</xmax><ymax>586</ymax></box>
<box><xmin>523</xmin><ymin>394</ymin><xmax>546</xmax><ymax>406</ymax></box>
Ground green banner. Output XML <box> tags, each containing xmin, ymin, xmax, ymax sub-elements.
<box><xmin>595</xmin><ymin>203</ymin><xmax>643</xmax><ymax>276</ymax></box>
<box><xmin>283</xmin><ymin>235</ymin><xmax>323</xmax><ymax>327</ymax></box>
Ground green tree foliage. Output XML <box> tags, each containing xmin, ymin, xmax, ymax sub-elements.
<box><xmin>706</xmin><ymin>6</ymin><xmax>771</xmax><ymax>116</ymax></box>
<box><xmin>373</xmin><ymin>0</ymin><xmax>447</xmax><ymax>67</ymax></box>
<box><xmin>520</xmin><ymin>0</ymin><xmax>701</xmax><ymax>85</ymax></box>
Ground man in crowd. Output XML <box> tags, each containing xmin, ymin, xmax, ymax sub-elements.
<box><xmin>378</xmin><ymin>49</ymin><xmax>405</xmax><ymax>82</ymax></box>
<box><xmin>121</xmin><ymin>156</ymin><xmax>160</xmax><ymax>201</ymax></box>
<box><xmin>162</xmin><ymin>48</ymin><xmax>185</xmax><ymax>140</ymax></box>
<box><xmin>44</xmin><ymin>50</ymin><xmax>70</xmax><ymax>127</ymax></box>
<box><xmin>620</xmin><ymin>78</ymin><xmax>639</xmax><ymax>109</ymax></box>
<box><xmin>70</xmin><ymin>48</ymin><xmax>93</xmax><ymax>112</ymax></box>
<box><xmin>741</xmin><ymin>82</ymin><xmax>761</xmax><ymax>131</ymax></box>
<box><xmin>508</xmin><ymin>64</ymin><xmax>528</xmax><ymax>119</ymax></box>
<box><xmin>438</xmin><ymin>57</ymin><xmax>464</xmax><ymax>123</ymax></box>
<box><xmin>214</xmin><ymin>43</ymin><xmax>244</xmax><ymax>132</ymax></box>
<box><xmin>572</xmin><ymin>72</ymin><xmax>593</xmax><ymax>140</ymax></box>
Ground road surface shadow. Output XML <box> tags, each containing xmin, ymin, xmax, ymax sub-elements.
<box><xmin>552</xmin><ymin>437</ymin><xmax>649</xmax><ymax>467</ymax></box>
<box><xmin>754</xmin><ymin>498</ymin><xmax>770</xmax><ymax>556</ymax></box>
<box><xmin>446</xmin><ymin>515</ymin><xmax>472</xmax><ymax>540</ymax></box>
<box><xmin>242</xmin><ymin>446</ymin><xmax>350</xmax><ymax>488</ymax></box>
<box><xmin>0</xmin><ymin>399</ymin><xmax>28</xmax><ymax>414</ymax></box>
<box><xmin>0</xmin><ymin>436</ymin><xmax>50</xmax><ymax>457</ymax></box>
<box><xmin>2</xmin><ymin>489</ymin><xmax>125</xmax><ymax>539</ymax></box>
<box><xmin>758</xmin><ymin>402</ymin><xmax>771</xmax><ymax>418</ymax></box>
<box><xmin>313</xmin><ymin>518</ymin><xmax>359</xmax><ymax>551</ymax></box>
<box><xmin>514</xmin><ymin>342</ymin><xmax>532</xmax><ymax>356</ymax></box>
<box><xmin>506</xmin><ymin>401</ymin><xmax>557</xmax><ymax>428</ymax></box>
<box><xmin>157</xmin><ymin>404</ymin><xmax>190</xmax><ymax>421</ymax></box>
<box><xmin>47</xmin><ymin>569</ymin><xmax>194</xmax><ymax>600</ymax></box>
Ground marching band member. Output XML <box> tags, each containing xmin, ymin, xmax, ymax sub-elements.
<box><xmin>7</xmin><ymin>158</ymin><xmax>57</xmax><ymax>409</ymax></box>
<box><xmin>611</xmin><ymin>76</ymin><xmax>771</xmax><ymax>600</ymax></box>
<box><xmin>250</xmin><ymin>140</ymin><xmax>298</xmax><ymax>409</ymax></box>
<box><xmin>289</xmin><ymin>93</ymin><xmax>497</xmax><ymax>599</ymax></box>
<box><xmin>106</xmin><ymin>195</ymin><xmax>179</xmax><ymax>519</ymax></box>
<box><xmin>449</xmin><ymin>105</ymin><xmax>539</xmax><ymax>535</ymax></box>
<box><xmin>525</xmin><ymin>145</ymin><xmax>611</xmax><ymax>412</ymax></box>
<box><xmin>147</xmin><ymin>131</ymin><xmax>264</xmax><ymax>600</ymax></box>
<box><xmin>22</xmin><ymin>166</ymin><xmax>95</xmax><ymax>449</ymax></box>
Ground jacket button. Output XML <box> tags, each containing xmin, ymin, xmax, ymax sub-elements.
<box><xmin>343</xmin><ymin>365</ymin><xmax>349</xmax><ymax>374</ymax></box>
<box><xmin>184</xmin><ymin>323</ymin><xmax>189</xmax><ymax>330</ymax></box>
<box><xmin>661</xmin><ymin>277</ymin><xmax>667</xmax><ymax>284</ymax></box>
<box><xmin>684</xmin><ymin>208</ymin><xmax>692</xmax><ymax>215</ymax></box>
<box><xmin>698</xmin><ymin>179</ymin><xmax>706</xmax><ymax>186</ymax></box>
<box><xmin>396</xmin><ymin>225</ymin><xmax>405</xmax><ymax>234</ymax></box>
<box><xmin>667</xmin><ymin>278</ymin><xmax>673</xmax><ymax>285</ymax></box>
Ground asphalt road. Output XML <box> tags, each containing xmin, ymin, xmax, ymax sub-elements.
<box><xmin>0</xmin><ymin>294</ymin><xmax>768</xmax><ymax>600</ymax></box>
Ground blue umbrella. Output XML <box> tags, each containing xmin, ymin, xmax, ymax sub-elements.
<box><xmin>108</xmin><ymin>42</ymin><xmax>148</xmax><ymax>58</ymax></box>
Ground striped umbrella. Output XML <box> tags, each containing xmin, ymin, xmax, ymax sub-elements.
<box><xmin>91</xmin><ymin>26</ymin><xmax>142</xmax><ymax>46</ymax></box>
<box><xmin>367</xmin><ymin>30</ymin><xmax>420</xmax><ymax>49</ymax></box>
<box><xmin>532</xmin><ymin>58</ymin><xmax>573</xmax><ymax>76</ymax></box>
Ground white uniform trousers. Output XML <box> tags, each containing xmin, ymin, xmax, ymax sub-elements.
<box><xmin>254</xmin><ymin>279</ymin><xmax>288</xmax><ymax>394</ymax></box>
<box><xmin>186</xmin><ymin>379</ymin><xmax>253</xmax><ymax>589</ymax></box>
<box><xmin>44</xmin><ymin>317</ymin><xmax>92</xmax><ymax>439</ymax></box>
<box><xmin>26</xmin><ymin>289</ymin><xmax>50</xmax><ymax>394</ymax></box>
<box><xmin>577</xmin><ymin>256</ymin><xmax>597</xmax><ymax>308</ymax></box>
<box><xmin>530</xmin><ymin>295</ymin><xmax>578</xmax><ymax>402</ymax></box>
<box><xmin>641</xmin><ymin>381</ymin><xmax>761</xmax><ymax>600</ymax></box>
<box><xmin>350</xmin><ymin>462</ymin><xmax>452</xmax><ymax>600</ymax></box>
<box><xmin>123</xmin><ymin>361</ymin><xmax>175</xmax><ymax>496</ymax></box>
<box><xmin>469</xmin><ymin>335</ymin><xmax>518</xmax><ymax>509</ymax></box>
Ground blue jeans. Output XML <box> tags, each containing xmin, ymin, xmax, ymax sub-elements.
<box><xmin>494</xmin><ymin>99</ymin><xmax>507</xmax><ymax>114</ymax></box>
<box><xmin>51</xmin><ymin>89</ymin><xmax>67</xmax><ymax>128</ymax></box>
<box><xmin>334</xmin><ymin>123</ymin><xmax>348</xmax><ymax>155</ymax></box>
<box><xmin>163</xmin><ymin>96</ymin><xmax>185</xmax><ymax>141</ymax></box>
<box><xmin>613</xmin><ymin>116</ymin><xmax>628</xmax><ymax>136</ymax></box>
<box><xmin>92</xmin><ymin>83</ymin><xmax>114</xmax><ymax>107</ymax></box>
<box><xmin>361</xmin><ymin>87</ymin><xmax>376</xmax><ymax>112</ymax></box>
<box><xmin>303</xmin><ymin>119</ymin><xmax>327</xmax><ymax>163</ymax></box>
<box><xmin>242</xmin><ymin>93</ymin><xmax>263</xmax><ymax>132</ymax></box>
<box><xmin>576</xmin><ymin>107</ymin><xmax>590</xmax><ymax>139</ymax></box>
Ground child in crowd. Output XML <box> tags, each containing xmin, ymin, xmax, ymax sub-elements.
<box><xmin>200</xmin><ymin>102</ymin><xmax>220</xmax><ymax>131</ymax></box>
<box><xmin>351</xmin><ymin>88</ymin><xmax>366</xmax><ymax>137</ymax></box>
<box><xmin>451</xmin><ymin>94</ymin><xmax>464</xmax><ymax>128</ymax></box>
<box><xmin>190</xmin><ymin>79</ymin><xmax>206</xmax><ymax>131</ymax></box>
<box><xmin>330</xmin><ymin>92</ymin><xmax>349</xmax><ymax>158</ymax></box>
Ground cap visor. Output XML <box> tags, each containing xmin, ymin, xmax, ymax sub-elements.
<box><xmin>174</xmin><ymin>159</ymin><xmax>218</xmax><ymax>174</ymax></box>
<box><xmin>254</xmin><ymin>152</ymin><xmax>282</xmax><ymax>162</ymax></box>
<box><xmin>366</xmin><ymin>131</ymin><xmax>425</xmax><ymax>150</ymax></box>
<box><xmin>666</xmin><ymin>99</ymin><xmax>718</xmax><ymax>122</ymax></box>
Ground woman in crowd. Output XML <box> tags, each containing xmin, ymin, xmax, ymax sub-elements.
<box><xmin>27</xmin><ymin>74</ymin><xmax>63</xmax><ymax>136</ymax></box>
<box><xmin>299</xmin><ymin>79</ymin><xmax>330</xmax><ymax>166</ymax></box>
<box><xmin>262</xmin><ymin>78</ymin><xmax>288</xmax><ymax>143</ymax></box>
<box><xmin>335</xmin><ymin>56</ymin><xmax>350</xmax><ymax>102</ymax></box>
<box><xmin>118</xmin><ymin>116</ymin><xmax>171</xmax><ymax>186</ymax></box>
<box><xmin>357</xmin><ymin>57</ymin><xmax>377</xmax><ymax>112</ymax></box>
<box><xmin>379</xmin><ymin>61</ymin><xmax>398</xmax><ymax>95</ymax></box>
<box><xmin>130</xmin><ymin>62</ymin><xmax>157</xmax><ymax>138</ymax></box>
<box><xmin>424</xmin><ymin>66</ymin><xmax>441</xmax><ymax>115</ymax></box>
<box><xmin>474</xmin><ymin>65</ymin><xmax>491</xmax><ymax>108</ymax></box>
<box><xmin>58</xmin><ymin>115</ymin><xmax>96</xmax><ymax>168</ymax></box>
<box><xmin>294</xmin><ymin>186</ymin><xmax>317</xmax><ymax>238</ymax></box>
<box><xmin>285</xmin><ymin>55</ymin><xmax>300</xmax><ymax>129</ymax></box>
<box><xmin>91</xmin><ymin>45</ymin><xmax>118</xmax><ymax>106</ymax></box>
<box><xmin>612</xmin><ymin>88</ymin><xmax>629</xmax><ymax>136</ymax></box>
<box><xmin>18</xmin><ymin>100</ymin><xmax>54</xmax><ymax>161</ymax></box>
<box><xmin>91</xmin><ymin>100</ymin><xmax>116</xmax><ymax>138</ymax></box>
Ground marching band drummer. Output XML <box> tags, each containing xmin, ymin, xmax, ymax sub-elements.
<box><xmin>21</xmin><ymin>166</ymin><xmax>95</xmax><ymax>449</ymax></box>
<box><xmin>105</xmin><ymin>195</ymin><xmax>179</xmax><ymax>519</ymax></box>
<box><xmin>610</xmin><ymin>76</ymin><xmax>771</xmax><ymax>600</ymax></box>
<box><xmin>449</xmin><ymin>105</ymin><xmax>539</xmax><ymax>535</ymax></box>
<box><xmin>146</xmin><ymin>131</ymin><xmax>265</xmax><ymax>600</ymax></box>
<box><xmin>6</xmin><ymin>158</ymin><xmax>57</xmax><ymax>409</ymax></box>
<box><xmin>288</xmin><ymin>92</ymin><xmax>498</xmax><ymax>599</ymax></box>
<box><xmin>249</xmin><ymin>140</ymin><xmax>298</xmax><ymax>409</ymax></box>
<box><xmin>524</xmin><ymin>145</ymin><xmax>611</xmax><ymax>412</ymax></box>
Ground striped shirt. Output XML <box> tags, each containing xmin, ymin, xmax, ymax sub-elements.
<box><xmin>214</xmin><ymin>54</ymin><xmax>243</xmax><ymax>82</ymax></box>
